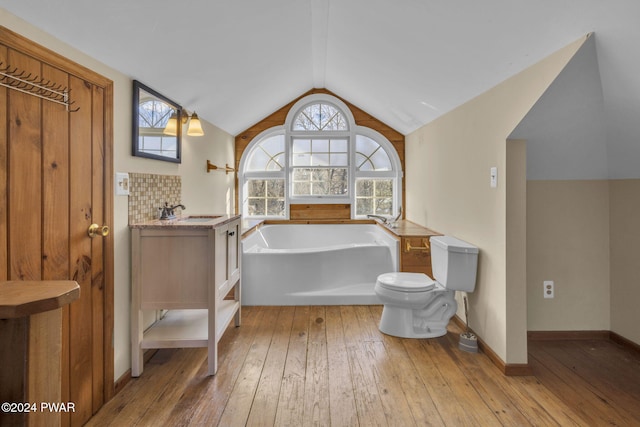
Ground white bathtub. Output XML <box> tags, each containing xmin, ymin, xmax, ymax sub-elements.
<box><xmin>242</xmin><ymin>224</ymin><xmax>399</xmax><ymax>305</ymax></box>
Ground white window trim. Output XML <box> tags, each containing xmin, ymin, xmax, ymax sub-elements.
<box><xmin>352</xmin><ymin>126</ymin><xmax>403</xmax><ymax>219</ymax></box>
<box><xmin>239</xmin><ymin>126</ymin><xmax>288</xmax><ymax>219</ymax></box>
<box><xmin>238</xmin><ymin>94</ymin><xmax>403</xmax><ymax>220</ymax></box>
<box><xmin>286</xmin><ymin>95</ymin><xmax>355</xmax><ymax>204</ymax></box>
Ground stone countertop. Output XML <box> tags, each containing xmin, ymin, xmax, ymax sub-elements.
<box><xmin>129</xmin><ymin>214</ymin><xmax>242</xmax><ymax>229</ymax></box>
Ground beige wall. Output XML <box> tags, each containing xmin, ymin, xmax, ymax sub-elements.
<box><xmin>405</xmin><ymin>36</ymin><xmax>586</xmax><ymax>364</ymax></box>
<box><xmin>1</xmin><ymin>10</ymin><xmax>236</xmax><ymax>380</ymax></box>
<box><xmin>180</xmin><ymin>124</ymin><xmax>236</xmax><ymax>215</ymax></box>
<box><xmin>610</xmin><ymin>179</ymin><xmax>640</xmax><ymax>343</ymax></box>
<box><xmin>527</xmin><ymin>179</ymin><xmax>640</xmax><ymax>346</ymax></box>
<box><xmin>527</xmin><ymin>180</ymin><xmax>611</xmax><ymax>331</ymax></box>
<box><xmin>506</xmin><ymin>140</ymin><xmax>528</xmax><ymax>362</ymax></box>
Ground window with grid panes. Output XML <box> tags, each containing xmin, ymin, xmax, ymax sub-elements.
<box><xmin>239</xmin><ymin>95</ymin><xmax>402</xmax><ymax>219</ymax></box>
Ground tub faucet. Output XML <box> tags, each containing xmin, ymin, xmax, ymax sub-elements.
<box><xmin>367</xmin><ymin>214</ymin><xmax>388</xmax><ymax>224</ymax></box>
<box><xmin>389</xmin><ymin>206</ymin><xmax>402</xmax><ymax>228</ymax></box>
<box><xmin>159</xmin><ymin>202</ymin><xmax>186</xmax><ymax>220</ymax></box>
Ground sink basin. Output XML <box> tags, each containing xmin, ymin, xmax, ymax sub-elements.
<box><xmin>178</xmin><ymin>215</ymin><xmax>222</xmax><ymax>223</ymax></box>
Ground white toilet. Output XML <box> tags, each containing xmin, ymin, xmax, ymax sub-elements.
<box><xmin>375</xmin><ymin>235</ymin><xmax>478</xmax><ymax>338</ymax></box>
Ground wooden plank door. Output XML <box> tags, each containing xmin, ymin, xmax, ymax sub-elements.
<box><xmin>0</xmin><ymin>27</ymin><xmax>114</xmax><ymax>427</ymax></box>
<box><xmin>67</xmin><ymin>72</ymin><xmax>105</xmax><ymax>426</ymax></box>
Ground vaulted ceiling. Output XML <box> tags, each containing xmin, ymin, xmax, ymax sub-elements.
<box><xmin>2</xmin><ymin>1</ymin><xmax>639</xmax><ymax>177</ymax></box>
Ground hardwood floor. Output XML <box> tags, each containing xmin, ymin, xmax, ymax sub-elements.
<box><xmin>89</xmin><ymin>306</ymin><xmax>640</xmax><ymax>426</ymax></box>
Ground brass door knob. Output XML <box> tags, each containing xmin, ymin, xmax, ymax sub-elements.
<box><xmin>88</xmin><ymin>223</ymin><xmax>110</xmax><ymax>238</ymax></box>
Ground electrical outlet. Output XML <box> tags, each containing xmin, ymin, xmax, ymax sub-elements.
<box><xmin>543</xmin><ymin>280</ymin><xmax>554</xmax><ymax>299</ymax></box>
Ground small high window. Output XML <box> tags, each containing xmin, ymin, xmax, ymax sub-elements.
<box><xmin>239</xmin><ymin>94</ymin><xmax>402</xmax><ymax>219</ymax></box>
<box><xmin>293</xmin><ymin>102</ymin><xmax>348</xmax><ymax>131</ymax></box>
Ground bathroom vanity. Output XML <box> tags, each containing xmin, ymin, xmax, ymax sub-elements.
<box><xmin>130</xmin><ymin>214</ymin><xmax>241</xmax><ymax>376</ymax></box>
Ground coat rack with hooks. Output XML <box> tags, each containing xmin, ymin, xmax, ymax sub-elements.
<box><xmin>206</xmin><ymin>160</ymin><xmax>235</xmax><ymax>175</ymax></box>
<box><xmin>0</xmin><ymin>62</ymin><xmax>79</xmax><ymax>112</ymax></box>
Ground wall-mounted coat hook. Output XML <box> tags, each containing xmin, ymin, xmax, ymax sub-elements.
<box><xmin>0</xmin><ymin>61</ymin><xmax>79</xmax><ymax>112</ymax></box>
<box><xmin>206</xmin><ymin>160</ymin><xmax>235</xmax><ymax>175</ymax></box>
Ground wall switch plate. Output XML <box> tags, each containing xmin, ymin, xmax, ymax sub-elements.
<box><xmin>115</xmin><ymin>172</ymin><xmax>130</xmax><ymax>196</ymax></box>
<box><xmin>543</xmin><ymin>280</ymin><xmax>554</xmax><ymax>299</ymax></box>
<box><xmin>490</xmin><ymin>167</ymin><xmax>498</xmax><ymax>188</ymax></box>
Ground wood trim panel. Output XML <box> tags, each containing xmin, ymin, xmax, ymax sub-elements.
<box><xmin>0</xmin><ymin>45</ymin><xmax>6</xmax><ymax>282</ymax></box>
<box><xmin>610</xmin><ymin>331</ymin><xmax>640</xmax><ymax>356</ymax></box>
<box><xmin>102</xmin><ymin>80</ymin><xmax>115</xmax><ymax>402</ymax></box>
<box><xmin>234</xmin><ymin>88</ymin><xmax>405</xmax><ymax>215</ymax></box>
<box><xmin>289</xmin><ymin>203</ymin><xmax>351</xmax><ymax>221</ymax></box>
<box><xmin>263</xmin><ymin>219</ymin><xmax>375</xmax><ymax>225</ymax></box>
<box><xmin>527</xmin><ymin>330</ymin><xmax>611</xmax><ymax>341</ymax></box>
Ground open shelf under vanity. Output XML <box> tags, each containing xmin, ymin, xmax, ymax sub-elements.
<box><xmin>141</xmin><ymin>301</ymin><xmax>239</xmax><ymax>349</ymax></box>
<box><xmin>130</xmin><ymin>214</ymin><xmax>242</xmax><ymax>377</ymax></box>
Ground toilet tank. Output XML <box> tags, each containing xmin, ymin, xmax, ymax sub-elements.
<box><xmin>430</xmin><ymin>236</ymin><xmax>479</xmax><ymax>292</ymax></box>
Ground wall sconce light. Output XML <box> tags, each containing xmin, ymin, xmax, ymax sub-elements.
<box><xmin>163</xmin><ymin>110</ymin><xmax>205</xmax><ymax>136</ymax></box>
<box><xmin>162</xmin><ymin>113</ymin><xmax>179</xmax><ymax>136</ymax></box>
<box><xmin>186</xmin><ymin>112</ymin><xmax>204</xmax><ymax>136</ymax></box>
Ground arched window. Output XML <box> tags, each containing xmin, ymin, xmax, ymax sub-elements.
<box><xmin>239</xmin><ymin>94</ymin><xmax>402</xmax><ymax>219</ymax></box>
<box><xmin>293</xmin><ymin>102</ymin><xmax>348</xmax><ymax>131</ymax></box>
<box><xmin>354</xmin><ymin>133</ymin><xmax>396</xmax><ymax>216</ymax></box>
<box><xmin>242</xmin><ymin>132</ymin><xmax>286</xmax><ymax>217</ymax></box>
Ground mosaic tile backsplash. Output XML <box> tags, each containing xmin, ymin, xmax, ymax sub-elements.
<box><xmin>128</xmin><ymin>173</ymin><xmax>182</xmax><ymax>224</ymax></box>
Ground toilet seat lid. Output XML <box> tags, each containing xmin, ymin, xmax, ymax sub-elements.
<box><xmin>377</xmin><ymin>272</ymin><xmax>436</xmax><ymax>292</ymax></box>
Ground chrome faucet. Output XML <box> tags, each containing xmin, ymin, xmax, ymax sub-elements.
<box><xmin>390</xmin><ymin>206</ymin><xmax>403</xmax><ymax>228</ymax></box>
<box><xmin>367</xmin><ymin>214</ymin><xmax>388</xmax><ymax>224</ymax></box>
<box><xmin>368</xmin><ymin>207</ymin><xmax>403</xmax><ymax>228</ymax></box>
<box><xmin>159</xmin><ymin>202</ymin><xmax>186</xmax><ymax>220</ymax></box>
